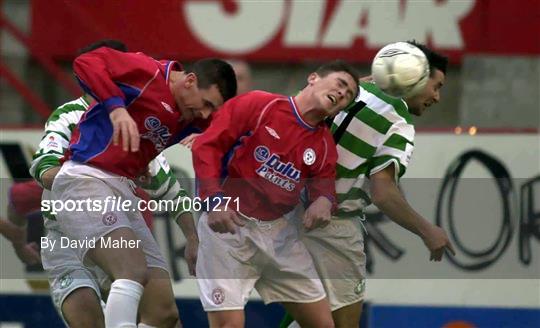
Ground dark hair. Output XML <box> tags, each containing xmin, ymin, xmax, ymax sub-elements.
<box><xmin>77</xmin><ymin>39</ymin><xmax>128</xmax><ymax>55</ymax></box>
<box><xmin>315</xmin><ymin>60</ymin><xmax>360</xmax><ymax>96</ymax></box>
<box><xmin>187</xmin><ymin>59</ymin><xmax>238</xmax><ymax>102</ymax></box>
<box><xmin>406</xmin><ymin>40</ymin><xmax>448</xmax><ymax>76</ymax></box>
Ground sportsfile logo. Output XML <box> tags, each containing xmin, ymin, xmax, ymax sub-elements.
<box><xmin>254</xmin><ymin>145</ymin><xmax>301</xmax><ymax>191</ymax></box>
<box><xmin>141</xmin><ymin>116</ymin><xmax>171</xmax><ymax>151</ymax></box>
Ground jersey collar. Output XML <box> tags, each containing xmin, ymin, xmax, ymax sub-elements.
<box><xmin>289</xmin><ymin>97</ymin><xmax>317</xmax><ymax>131</ymax></box>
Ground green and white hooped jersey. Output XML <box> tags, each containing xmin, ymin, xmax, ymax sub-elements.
<box><xmin>30</xmin><ymin>96</ymin><xmax>191</xmax><ymax>221</ymax></box>
<box><xmin>331</xmin><ymin>82</ymin><xmax>415</xmax><ymax>218</ymax></box>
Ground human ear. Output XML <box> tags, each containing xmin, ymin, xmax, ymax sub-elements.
<box><xmin>307</xmin><ymin>72</ymin><xmax>319</xmax><ymax>85</ymax></box>
<box><xmin>185</xmin><ymin>72</ymin><xmax>198</xmax><ymax>88</ymax></box>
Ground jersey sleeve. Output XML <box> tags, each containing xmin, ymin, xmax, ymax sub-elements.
<box><xmin>192</xmin><ymin>91</ymin><xmax>269</xmax><ymax>201</ymax></box>
<box><xmin>73</xmin><ymin>47</ymin><xmax>155</xmax><ymax>112</ymax></box>
<box><xmin>366</xmin><ymin>121</ymin><xmax>415</xmax><ymax>180</ymax></box>
<box><xmin>29</xmin><ymin>98</ymin><xmax>88</xmax><ymax>186</ymax></box>
<box><xmin>140</xmin><ymin>153</ymin><xmax>192</xmax><ymax>221</ymax></box>
<box><xmin>306</xmin><ymin>133</ymin><xmax>337</xmax><ymax>205</ymax></box>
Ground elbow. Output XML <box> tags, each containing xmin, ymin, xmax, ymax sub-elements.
<box><xmin>370</xmin><ymin>192</ymin><xmax>387</xmax><ymax>208</ymax></box>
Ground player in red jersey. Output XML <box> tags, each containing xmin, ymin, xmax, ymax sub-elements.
<box><xmin>50</xmin><ymin>48</ymin><xmax>237</xmax><ymax>328</ymax></box>
<box><xmin>193</xmin><ymin>60</ymin><xmax>359</xmax><ymax>327</ymax></box>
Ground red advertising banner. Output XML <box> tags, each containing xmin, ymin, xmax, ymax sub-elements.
<box><xmin>30</xmin><ymin>0</ymin><xmax>540</xmax><ymax>63</ymax></box>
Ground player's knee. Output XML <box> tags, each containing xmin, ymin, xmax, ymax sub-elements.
<box><xmin>208</xmin><ymin>313</ymin><xmax>243</xmax><ymax>328</ymax></box>
<box><xmin>210</xmin><ymin>322</ymin><xmax>243</xmax><ymax>328</ymax></box>
<box><xmin>141</xmin><ymin>296</ymin><xmax>180</xmax><ymax>327</ymax></box>
<box><xmin>297</xmin><ymin>312</ymin><xmax>334</xmax><ymax>328</ymax></box>
<box><xmin>332</xmin><ymin>302</ymin><xmax>363</xmax><ymax>328</ymax></box>
<box><xmin>62</xmin><ymin>288</ymin><xmax>104</xmax><ymax>328</ymax></box>
<box><xmin>114</xmin><ymin>264</ymin><xmax>149</xmax><ymax>286</ymax></box>
<box><xmin>158</xmin><ymin>304</ymin><xmax>180</xmax><ymax>328</ymax></box>
<box><xmin>313</xmin><ymin>316</ymin><xmax>335</xmax><ymax>328</ymax></box>
<box><xmin>127</xmin><ymin>266</ymin><xmax>149</xmax><ymax>286</ymax></box>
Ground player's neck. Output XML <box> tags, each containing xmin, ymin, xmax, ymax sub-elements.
<box><xmin>293</xmin><ymin>95</ymin><xmax>325</xmax><ymax>127</ymax></box>
<box><xmin>168</xmin><ymin>71</ymin><xmax>187</xmax><ymax>98</ymax></box>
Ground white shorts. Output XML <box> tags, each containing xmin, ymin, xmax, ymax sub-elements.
<box><xmin>50</xmin><ymin>161</ymin><xmax>168</xmax><ymax>271</ymax></box>
<box><xmin>196</xmin><ymin>212</ymin><xmax>326</xmax><ymax>312</ymax></box>
<box><xmin>42</xmin><ymin>227</ymin><xmax>109</xmax><ymax>323</ymax></box>
<box><xmin>299</xmin><ymin>217</ymin><xmax>367</xmax><ymax>311</ymax></box>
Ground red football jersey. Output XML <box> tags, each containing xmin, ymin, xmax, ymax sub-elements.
<box><xmin>193</xmin><ymin>91</ymin><xmax>337</xmax><ymax>221</ymax></box>
<box><xmin>66</xmin><ymin>47</ymin><xmax>198</xmax><ymax>178</ymax></box>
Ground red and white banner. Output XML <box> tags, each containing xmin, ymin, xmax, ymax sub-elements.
<box><xmin>30</xmin><ymin>0</ymin><xmax>540</xmax><ymax>63</ymax></box>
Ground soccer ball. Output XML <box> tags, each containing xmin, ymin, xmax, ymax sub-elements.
<box><xmin>371</xmin><ymin>42</ymin><xmax>430</xmax><ymax>99</ymax></box>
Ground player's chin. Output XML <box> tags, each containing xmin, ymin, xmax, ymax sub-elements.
<box><xmin>326</xmin><ymin>107</ymin><xmax>340</xmax><ymax>118</ymax></box>
<box><xmin>186</xmin><ymin>109</ymin><xmax>197</xmax><ymax>121</ymax></box>
<box><xmin>411</xmin><ymin>106</ymin><xmax>425</xmax><ymax>116</ymax></box>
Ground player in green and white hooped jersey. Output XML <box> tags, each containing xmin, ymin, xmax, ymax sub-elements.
<box><xmin>281</xmin><ymin>41</ymin><xmax>456</xmax><ymax>328</ymax></box>
<box><xmin>29</xmin><ymin>40</ymin><xmax>195</xmax><ymax>328</ymax></box>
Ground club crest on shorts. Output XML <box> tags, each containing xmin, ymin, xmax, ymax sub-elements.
<box><xmin>211</xmin><ymin>287</ymin><xmax>225</xmax><ymax>305</ymax></box>
<box><xmin>102</xmin><ymin>212</ymin><xmax>118</xmax><ymax>226</ymax></box>
<box><xmin>59</xmin><ymin>273</ymin><xmax>73</xmax><ymax>289</ymax></box>
<box><xmin>303</xmin><ymin>148</ymin><xmax>316</xmax><ymax>165</ymax></box>
<box><xmin>354</xmin><ymin>279</ymin><xmax>366</xmax><ymax>295</ymax></box>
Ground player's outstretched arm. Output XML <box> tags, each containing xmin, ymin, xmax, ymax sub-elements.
<box><xmin>370</xmin><ymin>165</ymin><xmax>455</xmax><ymax>261</ymax></box>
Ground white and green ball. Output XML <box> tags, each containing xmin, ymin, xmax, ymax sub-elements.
<box><xmin>371</xmin><ymin>42</ymin><xmax>430</xmax><ymax>99</ymax></box>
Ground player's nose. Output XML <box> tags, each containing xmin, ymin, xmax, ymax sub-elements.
<box><xmin>199</xmin><ymin>108</ymin><xmax>211</xmax><ymax>120</ymax></box>
<box><xmin>433</xmin><ymin>90</ymin><xmax>440</xmax><ymax>103</ymax></box>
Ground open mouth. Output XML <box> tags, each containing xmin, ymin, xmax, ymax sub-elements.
<box><xmin>327</xmin><ymin>95</ymin><xmax>337</xmax><ymax>105</ymax></box>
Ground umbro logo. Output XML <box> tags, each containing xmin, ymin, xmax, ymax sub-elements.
<box><xmin>161</xmin><ymin>101</ymin><xmax>174</xmax><ymax>113</ymax></box>
<box><xmin>379</xmin><ymin>49</ymin><xmax>407</xmax><ymax>58</ymax></box>
<box><xmin>265</xmin><ymin>126</ymin><xmax>280</xmax><ymax>139</ymax></box>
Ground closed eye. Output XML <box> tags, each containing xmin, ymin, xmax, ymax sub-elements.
<box><xmin>336</xmin><ymin>77</ymin><xmax>354</xmax><ymax>101</ymax></box>
<box><xmin>204</xmin><ymin>100</ymin><xmax>216</xmax><ymax>110</ymax></box>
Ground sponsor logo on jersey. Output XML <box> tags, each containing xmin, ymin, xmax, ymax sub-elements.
<box><xmin>141</xmin><ymin>116</ymin><xmax>171</xmax><ymax>152</ymax></box>
<box><xmin>303</xmin><ymin>148</ymin><xmax>316</xmax><ymax>165</ymax></box>
<box><xmin>161</xmin><ymin>101</ymin><xmax>174</xmax><ymax>114</ymax></box>
<box><xmin>46</xmin><ymin>135</ymin><xmax>59</xmax><ymax>150</ymax></box>
<box><xmin>254</xmin><ymin>145</ymin><xmax>270</xmax><ymax>162</ymax></box>
<box><xmin>264</xmin><ymin>126</ymin><xmax>280</xmax><ymax>139</ymax></box>
<box><xmin>212</xmin><ymin>287</ymin><xmax>225</xmax><ymax>305</ymax></box>
<box><xmin>254</xmin><ymin>145</ymin><xmax>301</xmax><ymax>191</ymax></box>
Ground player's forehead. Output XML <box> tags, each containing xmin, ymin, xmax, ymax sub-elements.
<box><xmin>431</xmin><ymin>69</ymin><xmax>446</xmax><ymax>85</ymax></box>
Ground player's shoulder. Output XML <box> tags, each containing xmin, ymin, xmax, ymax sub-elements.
<box><xmin>312</xmin><ymin>125</ymin><xmax>337</xmax><ymax>152</ymax></box>
<box><xmin>357</xmin><ymin>81</ymin><xmax>412</xmax><ymax>125</ymax></box>
<box><xmin>230</xmin><ymin>91</ymin><xmax>288</xmax><ymax>114</ymax></box>
<box><xmin>47</xmin><ymin>97</ymin><xmax>88</xmax><ymax>124</ymax></box>
<box><xmin>56</xmin><ymin>97</ymin><xmax>89</xmax><ymax>111</ymax></box>
<box><xmin>241</xmin><ymin>90</ymin><xmax>286</xmax><ymax>102</ymax></box>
